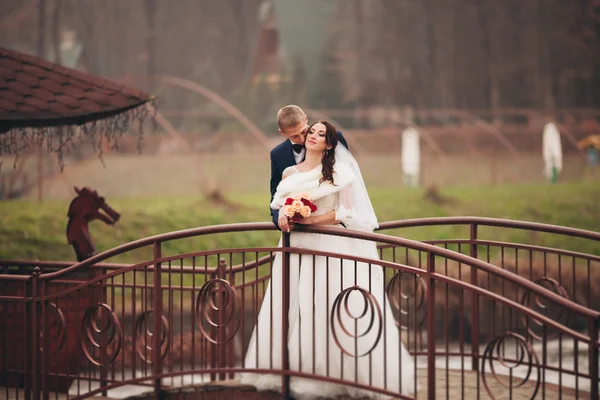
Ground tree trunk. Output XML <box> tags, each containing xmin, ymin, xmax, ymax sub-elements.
<box><xmin>145</xmin><ymin>0</ymin><xmax>156</xmax><ymax>92</ymax></box>
<box><xmin>477</xmin><ymin>0</ymin><xmax>499</xmax><ymax>120</ymax></box>
<box><xmin>537</xmin><ymin>0</ymin><xmax>556</xmax><ymax>111</ymax></box>
<box><xmin>37</xmin><ymin>0</ymin><xmax>46</xmax><ymax>58</ymax></box>
<box><xmin>52</xmin><ymin>0</ymin><xmax>61</xmax><ymax>65</ymax></box>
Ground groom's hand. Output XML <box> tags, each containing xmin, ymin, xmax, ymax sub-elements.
<box><xmin>271</xmin><ymin>209</ymin><xmax>280</xmax><ymax>229</ymax></box>
<box><xmin>278</xmin><ymin>213</ymin><xmax>294</xmax><ymax>233</ymax></box>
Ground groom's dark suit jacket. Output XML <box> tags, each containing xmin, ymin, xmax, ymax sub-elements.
<box><xmin>270</xmin><ymin>131</ymin><xmax>348</xmax><ymax>227</ymax></box>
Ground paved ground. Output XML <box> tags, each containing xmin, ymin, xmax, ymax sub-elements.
<box><xmin>415</xmin><ymin>369</ymin><xmax>583</xmax><ymax>399</ymax></box>
<box><xmin>1</xmin><ymin>370</ymin><xmax>588</xmax><ymax>399</ymax></box>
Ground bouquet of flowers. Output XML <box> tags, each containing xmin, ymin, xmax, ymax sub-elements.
<box><xmin>281</xmin><ymin>193</ymin><xmax>317</xmax><ymax>222</ymax></box>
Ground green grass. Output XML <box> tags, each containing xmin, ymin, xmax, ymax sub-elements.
<box><xmin>1</xmin><ymin>181</ymin><xmax>599</xmax><ymax>263</ymax></box>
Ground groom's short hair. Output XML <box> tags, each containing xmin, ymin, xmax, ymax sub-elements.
<box><xmin>277</xmin><ymin>105</ymin><xmax>307</xmax><ymax>131</ymax></box>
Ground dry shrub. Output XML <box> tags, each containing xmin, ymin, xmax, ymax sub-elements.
<box><xmin>423</xmin><ymin>184</ymin><xmax>456</xmax><ymax>206</ymax></box>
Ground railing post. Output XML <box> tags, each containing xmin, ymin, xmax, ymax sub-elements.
<box><xmin>29</xmin><ymin>267</ymin><xmax>40</xmax><ymax>400</ymax></box>
<box><xmin>426</xmin><ymin>252</ymin><xmax>436</xmax><ymax>400</ymax></box>
<box><xmin>590</xmin><ymin>317</ymin><xmax>599</xmax><ymax>400</ymax></box>
<box><xmin>153</xmin><ymin>241</ymin><xmax>163</xmax><ymax>397</ymax></box>
<box><xmin>209</xmin><ymin>266</ymin><xmax>217</xmax><ymax>382</ymax></box>
<box><xmin>41</xmin><ymin>282</ymin><xmax>48</xmax><ymax>397</ymax></box>
<box><xmin>469</xmin><ymin>223</ymin><xmax>480</xmax><ymax>372</ymax></box>
<box><xmin>217</xmin><ymin>258</ymin><xmax>227</xmax><ymax>381</ymax></box>
<box><xmin>281</xmin><ymin>232</ymin><xmax>291</xmax><ymax>398</ymax></box>
<box><xmin>93</xmin><ymin>264</ymin><xmax>108</xmax><ymax>397</ymax></box>
<box><xmin>226</xmin><ymin>258</ymin><xmax>236</xmax><ymax>380</ymax></box>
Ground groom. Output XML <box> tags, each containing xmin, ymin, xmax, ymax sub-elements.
<box><xmin>270</xmin><ymin>105</ymin><xmax>348</xmax><ymax>231</ymax></box>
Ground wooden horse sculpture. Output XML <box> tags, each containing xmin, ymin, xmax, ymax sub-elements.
<box><xmin>66</xmin><ymin>187</ymin><xmax>120</xmax><ymax>262</ymax></box>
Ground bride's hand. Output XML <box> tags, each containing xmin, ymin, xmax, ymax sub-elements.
<box><xmin>278</xmin><ymin>213</ymin><xmax>294</xmax><ymax>232</ymax></box>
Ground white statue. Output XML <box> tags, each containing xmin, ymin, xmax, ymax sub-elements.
<box><xmin>401</xmin><ymin>127</ymin><xmax>420</xmax><ymax>187</ymax></box>
<box><xmin>542</xmin><ymin>122</ymin><xmax>562</xmax><ymax>183</ymax></box>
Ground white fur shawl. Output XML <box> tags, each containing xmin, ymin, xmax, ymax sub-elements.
<box><xmin>270</xmin><ymin>162</ymin><xmax>357</xmax><ymax>210</ymax></box>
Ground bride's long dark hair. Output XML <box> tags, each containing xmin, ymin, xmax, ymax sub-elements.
<box><xmin>308</xmin><ymin>120</ymin><xmax>338</xmax><ymax>185</ymax></box>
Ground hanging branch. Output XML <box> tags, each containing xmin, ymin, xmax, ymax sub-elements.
<box><xmin>0</xmin><ymin>102</ymin><xmax>153</xmax><ymax>172</ymax></box>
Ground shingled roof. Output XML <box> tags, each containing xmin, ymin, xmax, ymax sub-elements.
<box><xmin>0</xmin><ymin>46</ymin><xmax>153</xmax><ymax>132</ymax></box>
<box><xmin>0</xmin><ymin>46</ymin><xmax>155</xmax><ymax>170</ymax></box>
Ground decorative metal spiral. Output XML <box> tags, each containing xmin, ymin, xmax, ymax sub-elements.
<box><xmin>79</xmin><ymin>303</ymin><xmax>123</xmax><ymax>366</ymax></box>
<box><xmin>39</xmin><ymin>302</ymin><xmax>66</xmax><ymax>352</ymax></box>
<box><xmin>520</xmin><ymin>277</ymin><xmax>570</xmax><ymax>341</ymax></box>
<box><xmin>135</xmin><ymin>311</ymin><xmax>170</xmax><ymax>364</ymax></box>
<box><xmin>195</xmin><ymin>278</ymin><xmax>241</xmax><ymax>344</ymax></box>
<box><xmin>481</xmin><ymin>332</ymin><xmax>541</xmax><ymax>399</ymax></box>
<box><xmin>330</xmin><ymin>286</ymin><xmax>383</xmax><ymax>357</ymax></box>
<box><xmin>386</xmin><ymin>271</ymin><xmax>427</xmax><ymax>330</ymax></box>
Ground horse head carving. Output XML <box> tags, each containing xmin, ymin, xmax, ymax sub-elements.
<box><xmin>66</xmin><ymin>187</ymin><xmax>120</xmax><ymax>262</ymax></box>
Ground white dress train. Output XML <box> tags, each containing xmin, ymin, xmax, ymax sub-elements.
<box><xmin>240</xmin><ymin>166</ymin><xmax>416</xmax><ymax>399</ymax></box>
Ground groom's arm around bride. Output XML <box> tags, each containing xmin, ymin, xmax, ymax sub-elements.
<box><xmin>269</xmin><ymin>105</ymin><xmax>348</xmax><ymax>230</ymax></box>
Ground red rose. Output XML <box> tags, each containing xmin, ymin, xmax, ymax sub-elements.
<box><xmin>285</xmin><ymin>197</ymin><xmax>294</xmax><ymax>205</ymax></box>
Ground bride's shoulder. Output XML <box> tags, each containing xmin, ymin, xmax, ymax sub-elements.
<box><xmin>282</xmin><ymin>165</ymin><xmax>298</xmax><ymax>179</ymax></box>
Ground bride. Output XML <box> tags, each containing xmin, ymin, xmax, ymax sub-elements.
<box><xmin>240</xmin><ymin>121</ymin><xmax>416</xmax><ymax>399</ymax></box>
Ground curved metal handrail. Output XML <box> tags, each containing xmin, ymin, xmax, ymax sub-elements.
<box><xmin>2</xmin><ymin>221</ymin><xmax>593</xmax><ymax>321</ymax></box>
<box><xmin>27</xmin><ymin>243</ymin><xmax>599</xmax><ymax>344</ymax></box>
<box><xmin>377</xmin><ymin>217</ymin><xmax>600</xmax><ymax>242</ymax></box>
<box><xmin>32</xmin><ymin>247</ymin><xmax>282</xmax><ymax>301</ymax></box>
<box><xmin>36</xmin><ymin>222</ymin><xmax>276</xmax><ymax>280</ymax></box>
<box><xmin>0</xmin><ymin>222</ymin><xmax>270</xmax><ymax>281</ymax></box>
<box><xmin>379</xmin><ymin>239</ymin><xmax>600</xmax><ymax>262</ymax></box>
<box><xmin>298</xmin><ymin>225</ymin><xmax>600</xmax><ymax>320</ymax></box>
<box><xmin>2</xmin><ymin>217</ymin><xmax>597</xmax><ymax>281</ymax></box>
<box><xmin>2</xmin><ymin>219</ymin><xmax>598</xmax><ymax>399</ymax></box>
<box><xmin>0</xmin><ymin>254</ymin><xmax>275</xmax><ymax>275</ymax></box>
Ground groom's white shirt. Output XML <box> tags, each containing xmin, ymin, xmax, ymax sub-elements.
<box><xmin>289</xmin><ymin>139</ymin><xmax>305</xmax><ymax>164</ymax></box>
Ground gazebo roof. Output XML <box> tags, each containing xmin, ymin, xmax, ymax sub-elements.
<box><xmin>0</xmin><ymin>46</ymin><xmax>152</xmax><ymax>132</ymax></box>
<box><xmin>0</xmin><ymin>46</ymin><xmax>154</xmax><ymax>170</ymax></box>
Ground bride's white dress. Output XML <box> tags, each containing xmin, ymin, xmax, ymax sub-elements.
<box><xmin>240</xmin><ymin>164</ymin><xmax>416</xmax><ymax>399</ymax></box>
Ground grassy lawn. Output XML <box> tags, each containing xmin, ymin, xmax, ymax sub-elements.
<box><xmin>1</xmin><ymin>181</ymin><xmax>599</xmax><ymax>263</ymax></box>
